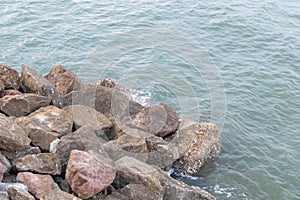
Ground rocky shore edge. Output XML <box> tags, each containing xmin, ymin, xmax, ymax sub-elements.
<box><xmin>0</xmin><ymin>64</ymin><xmax>219</xmax><ymax>200</ymax></box>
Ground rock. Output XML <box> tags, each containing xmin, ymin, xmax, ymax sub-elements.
<box><xmin>0</xmin><ymin>153</ymin><xmax>11</xmax><ymax>181</ymax></box>
<box><xmin>0</xmin><ymin>93</ymin><xmax>50</xmax><ymax>117</ymax></box>
<box><xmin>56</xmin><ymin>125</ymin><xmax>108</xmax><ymax>173</ymax></box>
<box><xmin>0</xmin><ymin>90</ymin><xmax>22</xmax><ymax>98</ymax></box>
<box><xmin>16</xmin><ymin>106</ymin><xmax>73</xmax><ymax>151</ymax></box>
<box><xmin>13</xmin><ymin>153</ymin><xmax>61</xmax><ymax>175</ymax></box>
<box><xmin>41</xmin><ymin>189</ymin><xmax>82</xmax><ymax>200</ymax></box>
<box><xmin>0</xmin><ymin>195</ymin><xmax>9</xmax><ymax>200</ymax></box>
<box><xmin>0</xmin><ymin>64</ymin><xmax>20</xmax><ymax>90</ymax></box>
<box><xmin>0</xmin><ymin>182</ymin><xmax>28</xmax><ymax>198</ymax></box>
<box><xmin>0</xmin><ymin>114</ymin><xmax>31</xmax><ymax>152</ymax></box>
<box><xmin>96</xmin><ymin>78</ymin><xmax>117</xmax><ymax>89</ymax></box>
<box><xmin>63</xmin><ymin>105</ymin><xmax>112</xmax><ymax>132</ymax></box>
<box><xmin>0</xmin><ymin>80</ymin><xmax>4</xmax><ymax>92</ymax></box>
<box><xmin>2</xmin><ymin>146</ymin><xmax>41</xmax><ymax>163</ymax></box>
<box><xmin>20</xmin><ymin>65</ymin><xmax>63</xmax><ymax>107</ymax></box>
<box><xmin>115</xmin><ymin>184</ymin><xmax>160</xmax><ymax>200</ymax></box>
<box><xmin>170</xmin><ymin>119</ymin><xmax>219</xmax><ymax>175</ymax></box>
<box><xmin>7</xmin><ymin>186</ymin><xmax>35</xmax><ymax>200</ymax></box>
<box><xmin>130</xmin><ymin>103</ymin><xmax>179</xmax><ymax>137</ymax></box>
<box><xmin>114</xmin><ymin>156</ymin><xmax>215</xmax><ymax>200</ymax></box>
<box><xmin>65</xmin><ymin>150</ymin><xmax>116</xmax><ymax>199</ymax></box>
<box><xmin>16</xmin><ymin>172</ymin><xmax>59</xmax><ymax>199</ymax></box>
<box><xmin>44</xmin><ymin>64</ymin><xmax>84</xmax><ymax>95</ymax></box>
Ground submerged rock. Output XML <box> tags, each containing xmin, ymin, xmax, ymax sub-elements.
<box><xmin>20</xmin><ymin>65</ymin><xmax>63</xmax><ymax>107</ymax></box>
<box><xmin>44</xmin><ymin>64</ymin><xmax>84</xmax><ymax>95</ymax></box>
<box><xmin>16</xmin><ymin>106</ymin><xmax>73</xmax><ymax>151</ymax></box>
<box><xmin>0</xmin><ymin>114</ymin><xmax>31</xmax><ymax>152</ymax></box>
<box><xmin>0</xmin><ymin>93</ymin><xmax>50</xmax><ymax>117</ymax></box>
<box><xmin>130</xmin><ymin>103</ymin><xmax>179</xmax><ymax>137</ymax></box>
<box><xmin>0</xmin><ymin>64</ymin><xmax>20</xmax><ymax>90</ymax></box>
<box><xmin>13</xmin><ymin>153</ymin><xmax>61</xmax><ymax>175</ymax></box>
<box><xmin>65</xmin><ymin>150</ymin><xmax>116</xmax><ymax>199</ymax></box>
<box><xmin>16</xmin><ymin>172</ymin><xmax>59</xmax><ymax>199</ymax></box>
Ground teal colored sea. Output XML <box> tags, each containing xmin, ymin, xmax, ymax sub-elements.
<box><xmin>1</xmin><ymin>1</ymin><xmax>299</xmax><ymax>199</ymax></box>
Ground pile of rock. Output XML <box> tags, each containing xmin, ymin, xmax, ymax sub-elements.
<box><xmin>0</xmin><ymin>64</ymin><xmax>220</xmax><ymax>200</ymax></box>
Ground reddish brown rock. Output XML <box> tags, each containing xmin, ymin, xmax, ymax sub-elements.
<box><xmin>20</xmin><ymin>65</ymin><xmax>63</xmax><ymax>107</ymax></box>
<box><xmin>63</xmin><ymin>105</ymin><xmax>112</xmax><ymax>131</ymax></box>
<box><xmin>0</xmin><ymin>64</ymin><xmax>20</xmax><ymax>90</ymax></box>
<box><xmin>7</xmin><ymin>186</ymin><xmax>35</xmax><ymax>200</ymax></box>
<box><xmin>130</xmin><ymin>103</ymin><xmax>179</xmax><ymax>137</ymax></box>
<box><xmin>65</xmin><ymin>150</ymin><xmax>116</xmax><ymax>199</ymax></box>
<box><xmin>0</xmin><ymin>93</ymin><xmax>50</xmax><ymax>117</ymax></box>
<box><xmin>16</xmin><ymin>106</ymin><xmax>73</xmax><ymax>151</ymax></box>
<box><xmin>16</xmin><ymin>172</ymin><xmax>59</xmax><ymax>199</ymax></box>
<box><xmin>44</xmin><ymin>65</ymin><xmax>83</xmax><ymax>95</ymax></box>
<box><xmin>0</xmin><ymin>114</ymin><xmax>31</xmax><ymax>152</ymax></box>
<box><xmin>13</xmin><ymin>153</ymin><xmax>61</xmax><ymax>175</ymax></box>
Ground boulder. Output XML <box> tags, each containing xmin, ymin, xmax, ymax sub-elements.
<box><xmin>0</xmin><ymin>64</ymin><xmax>20</xmax><ymax>90</ymax></box>
<box><xmin>0</xmin><ymin>90</ymin><xmax>22</xmax><ymax>98</ymax></box>
<box><xmin>0</xmin><ymin>93</ymin><xmax>50</xmax><ymax>117</ymax></box>
<box><xmin>55</xmin><ymin>125</ymin><xmax>108</xmax><ymax>173</ymax></box>
<box><xmin>2</xmin><ymin>146</ymin><xmax>41</xmax><ymax>163</ymax></box>
<box><xmin>41</xmin><ymin>189</ymin><xmax>82</xmax><ymax>200</ymax></box>
<box><xmin>20</xmin><ymin>65</ymin><xmax>63</xmax><ymax>107</ymax></box>
<box><xmin>63</xmin><ymin>105</ymin><xmax>112</xmax><ymax>132</ymax></box>
<box><xmin>113</xmin><ymin>184</ymin><xmax>160</xmax><ymax>200</ymax></box>
<box><xmin>7</xmin><ymin>186</ymin><xmax>35</xmax><ymax>200</ymax></box>
<box><xmin>0</xmin><ymin>183</ymin><xmax>28</xmax><ymax>198</ymax></box>
<box><xmin>0</xmin><ymin>80</ymin><xmax>4</xmax><ymax>92</ymax></box>
<box><xmin>0</xmin><ymin>114</ymin><xmax>31</xmax><ymax>152</ymax></box>
<box><xmin>130</xmin><ymin>103</ymin><xmax>179</xmax><ymax>137</ymax></box>
<box><xmin>114</xmin><ymin>156</ymin><xmax>215</xmax><ymax>200</ymax></box>
<box><xmin>13</xmin><ymin>153</ymin><xmax>61</xmax><ymax>175</ymax></box>
<box><xmin>44</xmin><ymin>64</ymin><xmax>83</xmax><ymax>95</ymax></box>
<box><xmin>16</xmin><ymin>106</ymin><xmax>73</xmax><ymax>151</ymax></box>
<box><xmin>16</xmin><ymin>172</ymin><xmax>59</xmax><ymax>199</ymax></box>
<box><xmin>0</xmin><ymin>195</ymin><xmax>9</xmax><ymax>200</ymax></box>
<box><xmin>65</xmin><ymin>150</ymin><xmax>116</xmax><ymax>199</ymax></box>
<box><xmin>170</xmin><ymin>119</ymin><xmax>219</xmax><ymax>175</ymax></box>
<box><xmin>0</xmin><ymin>152</ymin><xmax>11</xmax><ymax>181</ymax></box>
<box><xmin>95</xmin><ymin>78</ymin><xmax>116</xmax><ymax>89</ymax></box>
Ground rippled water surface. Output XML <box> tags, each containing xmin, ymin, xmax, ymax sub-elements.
<box><xmin>1</xmin><ymin>1</ymin><xmax>299</xmax><ymax>199</ymax></box>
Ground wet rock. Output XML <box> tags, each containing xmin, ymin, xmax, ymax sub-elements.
<box><xmin>65</xmin><ymin>150</ymin><xmax>116</xmax><ymax>199</ymax></box>
<box><xmin>56</xmin><ymin>125</ymin><xmax>108</xmax><ymax>173</ymax></box>
<box><xmin>0</xmin><ymin>64</ymin><xmax>20</xmax><ymax>90</ymax></box>
<box><xmin>44</xmin><ymin>64</ymin><xmax>84</xmax><ymax>95</ymax></box>
<box><xmin>0</xmin><ymin>93</ymin><xmax>50</xmax><ymax>117</ymax></box>
<box><xmin>0</xmin><ymin>182</ymin><xmax>28</xmax><ymax>198</ymax></box>
<box><xmin>0</xmin><ymin>114</ymin><xmax>31</xmax><ymax>152</ymax></box>
<box><xmin>2</xmin><ymin>146</ymin><xmax>41</xmax><ymax>163</ymax></box>
<box><xmin>0</xmin><ymin>153</ymin><xmax>11</xmax><ymax>182</ymax></box>
<box><xmin>170</xmin><ymin>119</ymin><xmax>219</xmax><ymax>175</ymax></box>
<box><xmin>114</xmin><ymin>156</ymin><xmax>215</xmax><ymax>200</ymax></box>
<box><xmin>63</xmin><ymin>105</ymin><xmax>112</xmax><ymax>132</ymax></box>
<box><xmin>16</xmin><ymin>106</ymin><xmax>73</xmax><ymax>151</ymax></box>
<box><xmin>16</xmin><ymin>172</ymin><xmax>59</xmax><ymax>199</ymax></box>
<box><xmin>130</xmin><ymin>103</ymin><xmax>179</xmax><ymax>137</ymax></box>
<box><xmin>20</xmin><ymin>65</ymin><xmax>63</xmax><ymax>107</ymax></box>
<box><xmin>41</xmin><ymin>189</ymin><xmax>82</xmax><ymax>200</ymax></box>
<box><xmin>13</xmin><ymin>153</ymin><xmax>61</xmax><ymax>175</ymax></box>
<box><xmin>7</xmin><ymin>186</ymin><xmax>35</xmax><ymax>200</ymax></box>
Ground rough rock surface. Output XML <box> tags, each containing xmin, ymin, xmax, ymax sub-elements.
<box><xmin>7</xmin><ymin>186</ymin><xmax>35</xmax><ymax>200</ymax></box>
<box><xmin>13</xmin><ymin>153</ymin><xmax>61</xmax><ymax>175</ymax></box>
<box><xmin>0</xmin><ymin>90</ymin><xmax>22</xmax><ymax>98</ymax></box>
<box><xmin>0</xmin><ymin>94</ymin><xmax>50</xmax><ymax>117</ymax></box>
<box><xmin>170</xmin><ymin>119</ymin><xmax>219</xmax><ymax>175</ymax></box>
<box><xmin>16</xmin><ymin>106</ymin><xmax>73</xmax><ymax>151</ymax></box>
<box><xmin>0</xmin><ymin>153</ymin><xmax>11</xmax><ymax>181</ymax></box>
<box><xmin>114</xmin><ymin>156</ymin><xmax>215</xmax><ymax>200</ymax></box>
<box><xmin>65</xmin><ymin>150</ymin><xmax>116</xmax><ymax>199</ymax></box>
<box><xmin>63</xmin><ymin>105</ymin><xmax>112</xmax><ymax>131</ymax></box>
<box><xmin>41</xmin><ymin>189</ymin><xmax>82</xmax><ymax>200</ymax></box>
<box><xmin>16</xmin><ymin>172</ymin><xmax>59</xmax><ymax>199</ymax></box>
<box><xmin>44</xmin><ymin>64</ymin><xmax>83</xmax><ymax>95</ymax></box>
<box><xmin>55</xmin><ymin>125</ymin><xmax>108</xmax><ymax>172</ymax></box>
<box><xmin>20</xmin><ymin>65</ymin><xmax>63</xmax><ymax>107</ymax></box>
<box><xmin>0</xmin><ymin>80</ymin><xmax>4</xmax><ymax>92</ymax></box>
<box><xmin>0</xmin><ymin>114</ymin><xmax>31</xmax><ymax>152</ymax></box>
<box><xmin>130</xmin><ymin>103</ymin><xmax>179</xmax><ymax>137</ymax></box>
<box><xmin>2</xmin><ymin>147</ymin><xmax>41</xmax><ymax>163</ymax></box>
<box><xmin>0</xmin><ymin>64</ymin><xmax>20</xmax><ymax>90</ymax></box>
<box><xmin>0</xmin><ymin>183</ymin><xmax>28</xmax><ymax>199</ymax></box>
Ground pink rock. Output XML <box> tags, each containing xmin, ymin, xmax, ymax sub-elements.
<box><xmin>65</xmin><ymin>150</ymin><xmax>116</xmax><ymax>199</ymax></box>
<box><xmin>16</xmin><ymin>172</ymin><xmax>59</xmax><ymax>199</ymax></box>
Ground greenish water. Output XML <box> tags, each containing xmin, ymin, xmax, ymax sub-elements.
<box><xmin>1</xmin><ymin>1</ymin><xmax>299</xmax><ymax>199</ymax></box>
